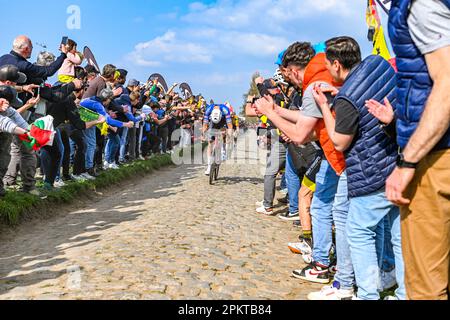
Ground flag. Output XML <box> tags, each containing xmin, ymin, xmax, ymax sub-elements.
<box><xmin>19</xmin><ymin>115</ymin><xmax>56</xmax><ymax>151</ymax></box>
<box><xmin>366</xmin><ymin>0</ymin><xmax>392</xmax><ymax>61</ymax></box>
<box><xmin>78</xmin><ymin>107</ymin><xmax>109</xmax><ymax>136</ymax></box>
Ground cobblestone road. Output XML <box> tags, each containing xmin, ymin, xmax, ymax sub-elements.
<box><xmin>0</xmin><ymin>134</ymin><xmax>321</xmax><ymax>300</ymax></box>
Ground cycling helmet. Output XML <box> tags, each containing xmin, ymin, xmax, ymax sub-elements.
<box><xmin>210</xmin><ymin>108</ymin><xmax>222</xmax><ymax>124</ymax></box>
<box><xmin>273</xmin><ymin>68</ymin><xmax>288</xmax><ymax>86</ymax></box>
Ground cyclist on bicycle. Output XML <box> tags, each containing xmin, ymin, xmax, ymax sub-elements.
<box><xmin>202</xmin><ymin>103</ymin><xmax>233</xmax><ymax>175</ymax></box>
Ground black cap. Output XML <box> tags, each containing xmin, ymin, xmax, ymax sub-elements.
<box><xmin>85</xmin><ymin>65</ymin><xmax>100</xmax><ymax>74</ymax></box>
<box><xmin>117</xmin><ymin>69</ymin><xmax>128</xmax><ymax>78</ymax></box>
<box><xmin>0</xmin><ymin>85</ymin><xmax>16</xmax><ymax>103</ymax></box>
<box><xmin>0</xmin><ymin>65</ymin><xmax>27</xmax><ymax>84</ymax></box>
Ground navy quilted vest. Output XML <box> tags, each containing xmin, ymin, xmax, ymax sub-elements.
<box><xmin>388</xmin><ymin>0</ymin><xmax>450</xmax><ymax>150</ymax></box>
<box><xmin>336</xmin><ymin>55</ymin><xmax>398</xmax><ymax>198</ymax></box>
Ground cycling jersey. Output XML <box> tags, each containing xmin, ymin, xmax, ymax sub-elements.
<box><xmin>203</xmin><ymin>104</ymin><xmax>232</xmax><ymax>129</ymax></box>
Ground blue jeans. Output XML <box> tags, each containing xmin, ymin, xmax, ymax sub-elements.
<box><xmin>280</xmin><ymin>173</ymin><xmax>287</xmax><ymax>191</ymax></box>
<box><xmin>285</xmin><ymin>152</ymin><xmax>300</xmax><ymax>215</ymax></box>
<box><xmin>346</xmin><ymin>189</ymin><xmax>406</xmax><ymax>300</ymax></box>
<box><xmin>311</xmin><ymin>160</ymin><xmax>354</xmax><ymax>290</ymax></box>
<box><xmin>382</xmin><ymin>216</ymin><xmax>396</xmax><ymax>272</ymax></box>
<box><xmin>105</xmin><ymin>133</ymin><xmax>120</xmax><ymax>164</ymax></box>
<box><xmin>119</xmin><ymin>127</ymin><xmax>129</xmax><ymax>162</ymax></box>
<box><xmin>84</xmin><ymin>126</ymin><xmax>96</xmax><ymax>170</ymax></box>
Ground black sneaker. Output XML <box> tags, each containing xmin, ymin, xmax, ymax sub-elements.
<box><xmin>87</xmin><ymin>168</ymin><xmax>100</xmax><ymax>178</ymax></box>
<box><xmin>292</xmin><ymin>261</ymin><xmax>331</xmax><ymax>284</ymax></box>
<box><xmin>277</xmin><ymin>196</ymin><xmax>289</xmax><ymax>204</ymax></box>
<box><xmin>278</xmin><ymin>211</ymin><xmax>300</xmax><ymax>221</ymax></box>
<box><xmin>62</xmin><ymin>175</ymin><xmax>74</xmax><ymax>182</ymax></box>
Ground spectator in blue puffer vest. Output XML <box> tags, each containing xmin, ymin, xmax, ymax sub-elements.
<box><xmin>367</xmin><ymin>0</ymin><xmax>450</xmax><ymax>300</ymax></box>
<box><xmin>311</xmin><ymin>37</ymin><xmax>405</xmax><ymax>300</ymax></box>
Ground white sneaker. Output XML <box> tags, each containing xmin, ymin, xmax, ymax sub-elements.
<box><xmin>81</xmin><ymin>173</ymin><xmax>95</xmax><ymax>181</ymax></box>
<box><xmin>307</xmin><ymin>282</ymin><xmax>354</xmax><ymax>301</ymax></box>
<box><xmin>71</xmin><ymin>174</ymin><xmax>87</xmax><ymax>182</ymax></box>
<box><xmin>103</xmin><ymin>161</ymin><xmax>109</xmax><ymax>169</ymax></box>
<box><xmin>138</xmin><ymin>156</ymin><xmax>145</xmax><ymax>161</ymax></box>
<box><xmin>302</xmin><ymin>253</ymin><xmax>313</xmax><ymax>264</ymax></box>
<box><xmin>288</xmin><ymin>241</ymin><xmax>312</xmax><ymax>256</ymax></box>
<box><xmin>54</xmin><ymin>179</ymin><xmax>66</xmax><ymax>188</ymax></box>
<box><xmin>256</xmin><ymin>206</ymin><xmax>274</xmax><ymax>215</ymax></box>
<box><xmin>109</xmin><ymin>163</ymin><xmax>120</xmax><ymax>170</ymax></box>
<box><xmin>380</xmin><ymin>269</ymin><xmax>397</xmax><ymax>291</ymax></box>
<box><xmin>205</xmin><ymin>166</ymin><xmax>211</xmax><ymax>176</ymax></box>
<box><xmin>384</xmin><ymin>295</ymin><xmax>400</xmax><ymax>301</ymax></box>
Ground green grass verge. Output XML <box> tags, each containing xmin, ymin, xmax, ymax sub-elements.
<box><xmin>0</xmin><ymin>154</ymin><xmax>173</xmax><ymax>226</ymax></box>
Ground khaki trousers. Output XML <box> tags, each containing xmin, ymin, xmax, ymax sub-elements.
<box><xmin>401</xmin><ymin>149</ymin><xmax>450</xmax><ymax>300</ymax></box>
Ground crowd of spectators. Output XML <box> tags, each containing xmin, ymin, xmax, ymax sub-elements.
<box><xmin>246</xmin><ymin>0</ymin><xmax>449</xmax><ymax>300</ymax></box>
<box><xmin>0</xmin><ymin>35</ymin><xmax>224</xmax><ymax>197</ymax></box>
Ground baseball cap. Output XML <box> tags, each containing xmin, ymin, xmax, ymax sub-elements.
<box><xmin>0</xmin><ymin>65</ymin><xmax>27</xmax><ymax>84</ymax></box>
<box><xmin>117</xmin><ymin>69</ymin><xmax>128</xmax><ymax>78</ymax></box>
<box><xmin>0</xmin><ymin>85</ymin><xmax>15</xmax><ymax>103</ymax></box>
<box><xmin>85</xmin><ymin>65</ymin><xmax>100</xmax><ymax>74</ymax></box>
<box><xmin>128</xmin><ymin>79</ymin><xmax>140</xmax><ymax>87</ymax></box>
<box><xmin>275</xmin><ymin>50</ymin><xmax>287</xmax><ymax>66</ymax></box>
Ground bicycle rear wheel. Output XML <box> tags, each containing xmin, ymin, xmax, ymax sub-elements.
<box><xmin>214</xmin><ymin>165</ymin><xmax>220</xmax><ymax>181</ymax></box>
<box><xmin>209</xmin><ymin>163</ymin><xmax>216</xmax><ymax>185</ymax></box>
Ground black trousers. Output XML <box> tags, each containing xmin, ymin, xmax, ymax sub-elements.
<box><xmin>95</xmin><ymin>127</ymin><xmax>105</xmax><ymax>168</ymax></box>
<box><xmin>70</xmin><ymin>129</ymin><xmax>86</xmax><ymax>176</ymax></box>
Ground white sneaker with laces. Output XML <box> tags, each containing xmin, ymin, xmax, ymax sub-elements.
<box><xmin>205</xmin><ymin>166</ymin><xmax>211</xmax><ymax>176</ymax></box>
<box><xmin>109</xmin><ymin>163</ymin><xmax>120</xmax><ymax>170</ymax></box>
<box><xmin>308</xmin><ymin>282</ymin><xmax>354</xmax><ymax>301</ymax></box>
<box><xmin>81</xmin><ymin>173</ymin><xmax>95</xmax><ymax>181</ymax></box>
<box><xmin>288</xmin><ymin>241</ymin><xmax>312</xmax><ymax>256</ymax></box>
<box><xmin>256</xmin><ymin>206</ymin><xmax>274</xmax><ymax>215</ymax></box>
<box><xmin>54</xmin><ymin>180</ymin><xmax>66</xmax><ymax>188</ymax></box>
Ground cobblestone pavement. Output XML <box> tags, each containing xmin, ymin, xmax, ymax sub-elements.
<box><xmin>0</xmin><ymin>134</ymin><xmax>322</xmax><ymax>300</ymax></box>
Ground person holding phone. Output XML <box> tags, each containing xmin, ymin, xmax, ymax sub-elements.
<box><xmin>0</xmin><ymin>35</ymin><xmax>69</xmax><ymax>88</ymax></box>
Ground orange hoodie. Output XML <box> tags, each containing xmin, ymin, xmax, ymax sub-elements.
<box><xmin>302</xmin><ymin>53</ymin><xmax>346</xmax><ymax>176</ymax></box>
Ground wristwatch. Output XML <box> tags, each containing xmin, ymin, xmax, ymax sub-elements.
<box><xmin>396</xmin><ymin>153</ymin><xmax>419</xmax><ymax>169</ymax></box>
